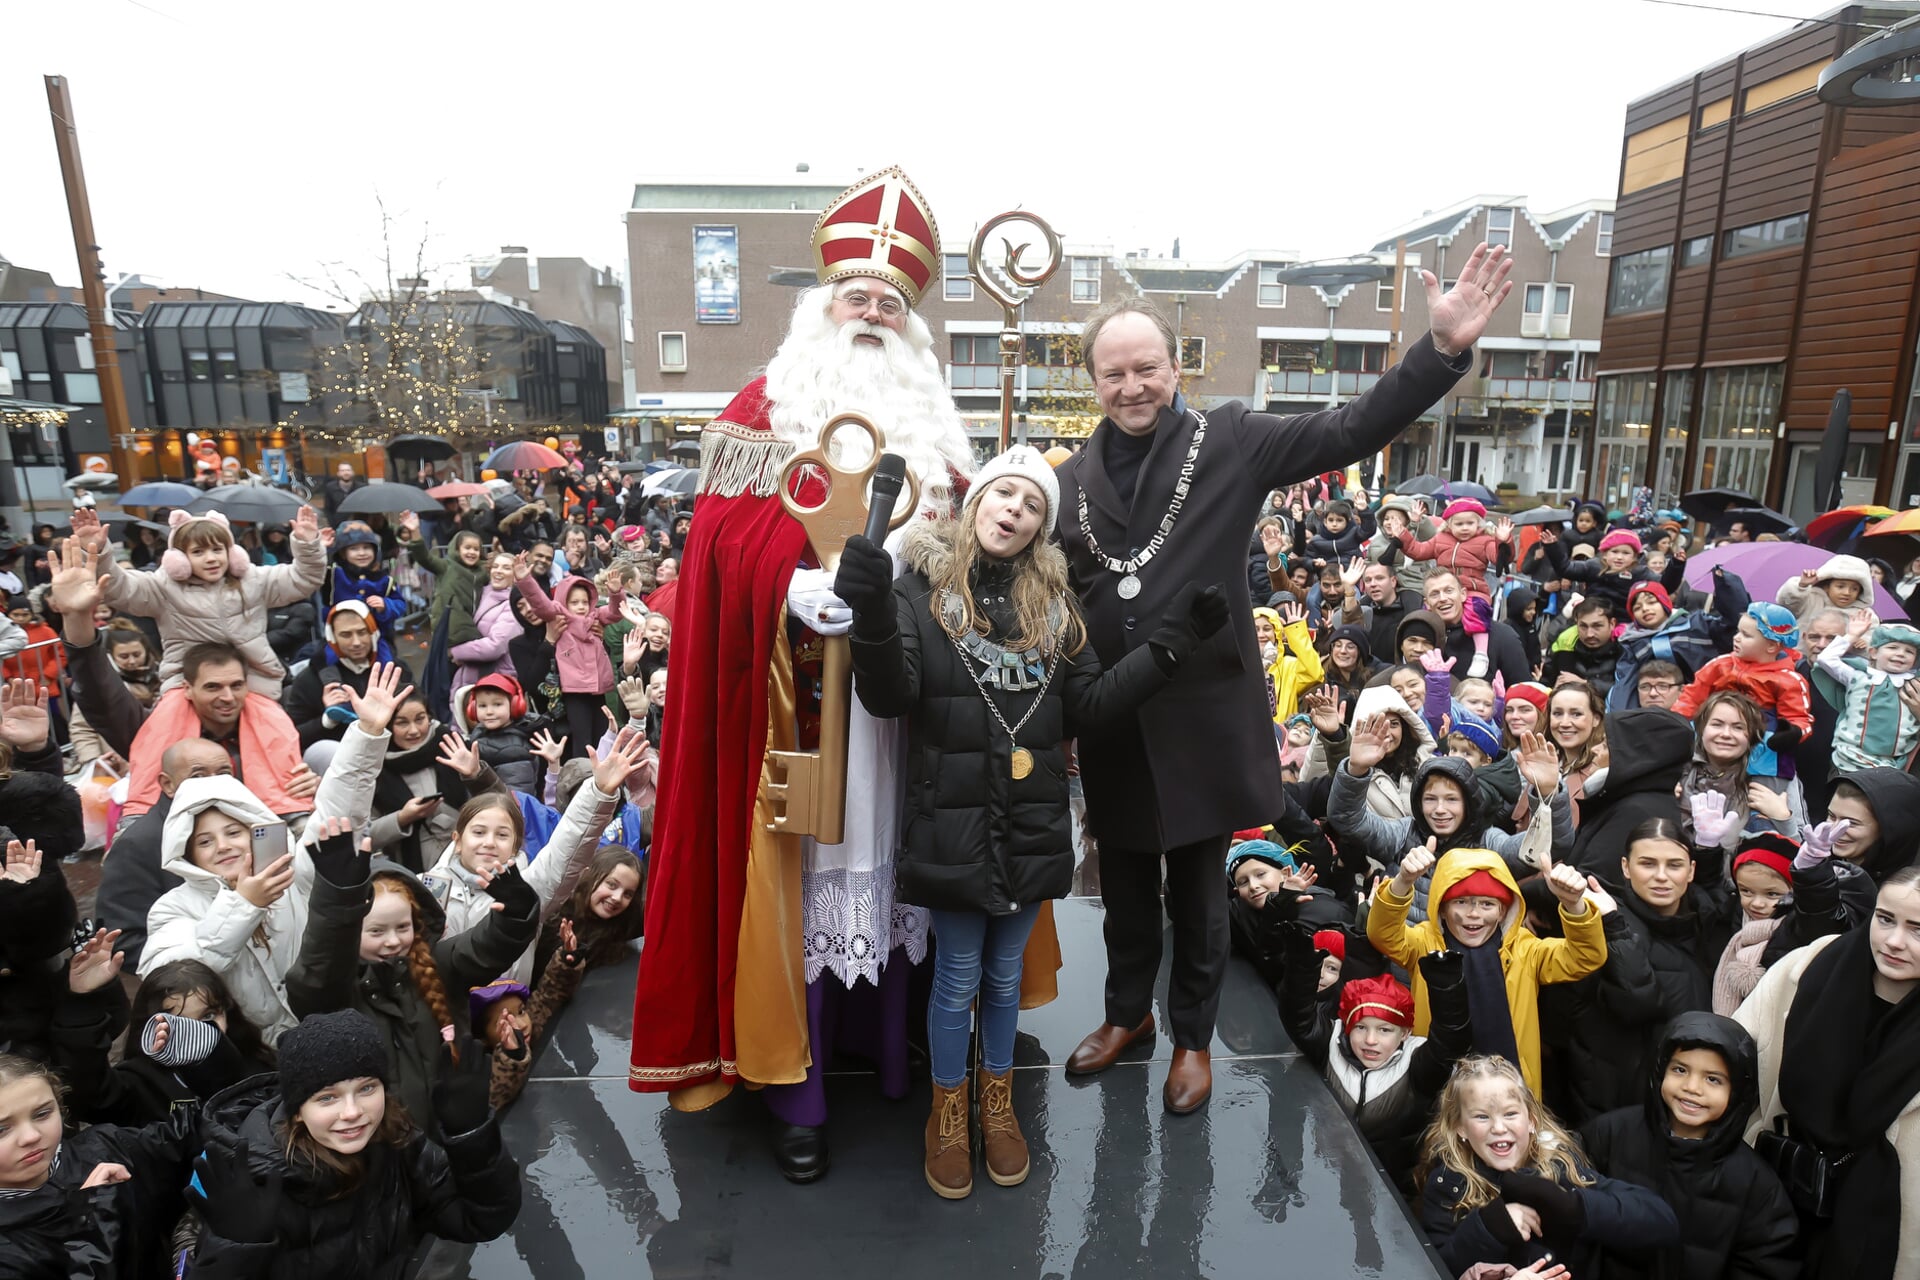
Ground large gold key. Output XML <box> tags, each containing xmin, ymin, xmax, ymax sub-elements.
<box><xmin>764</xmin><ymin>413</ymin><xmax>919</xmax><ymax>845</ymax></box>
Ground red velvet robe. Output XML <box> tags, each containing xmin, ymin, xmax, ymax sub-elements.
<box><xmin>629</xmin><ymin>379</ymin><xmax>811</xmax><ymax>1094</ymax></box>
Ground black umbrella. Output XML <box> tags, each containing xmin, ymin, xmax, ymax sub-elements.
<box><xmin>188</xmin><ymin>485</ymin><xmax>307</xmax><ymax>524</ymax></box>
<box><xmin>1396</xmin><ymin>473</ymin><xmax>1448</xmax><ymax>495</ymax></box>
<box><xmin>1680</xmin><ymin>487</ymin><xmax>1761</xmax><ymax>523</ymax></box>
<box><xmin>385</xmin><ymin>434</ymin><xmax>459</xmax><ymax>463</ymax></box>
<box><xmin>642</xmin><ymin>468</ymin><xmax>698</xmax><ymax>497</ymax></box>
<box><xmin>1812</xmin><ymin>389</ymin><xmax>1852</xmax><ymax>515</ymax></box>
<box><xmin>337</xmin><ymin>482</ymin><xmax>445</xmax><ymax>517</ymax></box>
<box><xmin>1719</xmin><ymin>506</ymin><xmax>1797</xmax><ymax>538</ymax></box>
<box><xmin>667</xmin><ymin>440</ymin><xmax>701</xmax><ymax>458</ymax></box>
<box><xmin>1509</xmin><ymin>505</ymin><xmax>1573</xmax><ymax>527</ymax></box>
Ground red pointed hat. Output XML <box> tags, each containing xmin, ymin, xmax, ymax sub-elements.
<box><xmin>811</xmin><ymin>166</ymin><xmax>941</xmax><ymax>307</ymax></box>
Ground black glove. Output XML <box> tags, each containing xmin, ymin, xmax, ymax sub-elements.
<box><xmin>1499</xmin><ymin>1170</ymin><xmax>1587</xmax><ymax>1240</ymax></box>
<box><xmin>1766</xmin><ymin>723</ymin><xmax>1802</xmax><ymax>753</ymax></box>
<box><xmin>481</xmin><ymin>863</ymin><xmax>539</xmax><ymax>920</ymax></box>
<box><xmin>833</xmin><ymin>536</ymin><xmax>896</xmax><ymax>638</ymax></box>
<box><xmin>306</xmin><ymin>827</ymin><xmax>368</xmax><ymax>889</ymax></box>
<box><xmin>1419</xmin><ymin>948</ymin><xmax>1465</xmax><ymax>990</ymax></box>
<box><xmin>188</xmin><ymin>1139</ymin><xmax>283</xmax><ymax>1244</ymax></box>
<box><xmin>433</xmin><ymin>1037</ymin><xmax>495</xmax><ymax>1135</ymax></box>
<box><xmin>1279</xmin><ymin>918</ymin><xmax>1318</xmax><ymax>962</ymax></box>
<box><xmin>1148</xmin><ymin>583</ymin><xmax>1228</xmax><ymax>671</ymax></box>
<box><xmin>1477</xmin><ymin>1200</ymin><xmax>1526</xmax><ymax>1249</ymax></box>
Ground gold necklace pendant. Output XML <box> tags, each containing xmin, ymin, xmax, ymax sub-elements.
<box><xmin>1010</xmin><ymin>747</ymin><xmax>1034</xmax><ymax>780</ymax></box>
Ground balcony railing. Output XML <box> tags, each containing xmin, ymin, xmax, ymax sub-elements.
<box><xmin>949</xmin><ymin>365</ymin><xmax>1094</xmax><ymax>393</ymax></box>
<box><xmin>1484</xmin><ymin>376</ymin><xmax>1595</xmax><ymax>404</ymax></box>
<box><xmin>1263</xmin><ymin>369</ymin><xmax>1384</xmax><ymax>398</ymax></box>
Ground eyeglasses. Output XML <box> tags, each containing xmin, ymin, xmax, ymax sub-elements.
<box><xmin>1638</xmin><ymin>681</ymin><xmax>1679</xmax><ymax>695</ymax></box>
<box><xmin>837</xmin><ymin>291</ymin><xmax>905</xmax><ymax>319</ymax></box>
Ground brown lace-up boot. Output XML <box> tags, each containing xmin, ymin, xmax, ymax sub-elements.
<box><xmin>975</xmin><ymin>1067</ymin><xmax>1030</xmax><ymax>1187</ymax></box>
<box><xmin>924</xmin><ymin>1080</ymin><xmax>973</xmax><ymax>1199</ymax></box>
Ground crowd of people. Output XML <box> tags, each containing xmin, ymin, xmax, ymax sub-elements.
<box><xmin>0</xmin><ymin>463</ymin><xmax>670</xmax><ymax>1275</ymax></box>
<box><xmin>3</xmin><ymin>165</ymin><xmax>1919</xmax><ymax>1280</ymax></box>
<box><xmin>1221</xmin><ymin>479</ymin><xmax>1920</xmax><ymax>1280</ymax></box>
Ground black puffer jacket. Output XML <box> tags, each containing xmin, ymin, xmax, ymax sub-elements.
<box><xmin>1562</xmin><ymin>869</ymin><xmax>1742</xmax><ymax>1121</ymax></box>
<box><xmin>0</xmin><ymin>1107</ymin><xmax>197</xmax><ymax>1280</ymax></box>
<box><xmin>188</xmin><ymin>1073</ymin><xmax>520</xmax><ymax>1280</ymax></box>
<box><xmin>1279</xmin><ymin>944</ymin><xmax>1472</xmax><ymax>1195</ymax></box>
<box><xmin>1580</xmin><ymin>1012</ymin><xmax>1798</xmax><ymax>1280</ymax></box>
<box><xmin>1568</xmin><ymin>708</ymin><xmax>1693</xmax><ymax>876</ymax></box>
<box><xmin>850</xmin><ymin>520</ymin><xmax>1172</xmax><ymax>914</ymax></box>
<box><xmin>284</xmin><ymin>858</ymin><xmax>539</xmax><ymax>1134</ymax></box>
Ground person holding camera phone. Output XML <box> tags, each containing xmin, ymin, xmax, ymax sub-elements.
<box><xmin>140</xmin><ymin>665</ymin><xmax>412</xmax><ymax>1045</ymax></box>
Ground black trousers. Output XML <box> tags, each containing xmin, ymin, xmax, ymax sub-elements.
<box><xmin>559</xmin><ymin>691</ymin><xmax>602</xmax><ymax>762</ymax></box>
<box><xmin>1099</xmin><ymin>834</ymin><xmax>1231</xmax><ymax>1051</ymax></box>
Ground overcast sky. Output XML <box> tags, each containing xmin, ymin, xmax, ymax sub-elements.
<box><xmin>7</xmin><ymin>0</ymin><xmax>1863</xmax><ymax>312</ymax></box>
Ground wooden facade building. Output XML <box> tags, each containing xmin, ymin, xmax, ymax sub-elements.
<box><xmin>1592</xmin><ymin>4</ymin><xmax>1920</xmax><ymax>519</ymax></box>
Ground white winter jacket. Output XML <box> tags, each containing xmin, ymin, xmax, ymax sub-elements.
<box><xmin>141</xmin><ymin>777</ymin><xmax>306</xmax><ymax>1043</ymax></box>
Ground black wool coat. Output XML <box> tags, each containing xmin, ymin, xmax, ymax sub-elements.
<box><xmin>850</xmin><ymin>521</ymin><xmax>1171</xmax><ymax>915</ymax></box>
<box><xmin>1561</xmin><ymin>876</ymin><xmax>1741</xmax><ymax>1121</ymax></box>
<box><xmin>1057</xmin><ymin>335</ymin><xmax>1469</xmax><ymax>852</ymax></box>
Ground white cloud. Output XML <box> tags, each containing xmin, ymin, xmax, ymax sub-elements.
<box><xmin>7</xmin><ymin>0</ymin><xmax>1847</xmax><ymax>308</ymax></box>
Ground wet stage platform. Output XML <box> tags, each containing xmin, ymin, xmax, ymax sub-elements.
<box><xmin>422</xmin><ymin>894</ymin><xmax>1448</xmax><ymax>1279</ymax></box>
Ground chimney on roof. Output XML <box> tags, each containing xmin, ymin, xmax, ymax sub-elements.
<box><xmin>1171</xmin><ymin>238</ymin><xmax>1181</xmax><ymax>258</ymax></box>
<box><xmin>796</xmin><ymin>162</ymin><xmax>810</xmax><ymax>173</ymax></box>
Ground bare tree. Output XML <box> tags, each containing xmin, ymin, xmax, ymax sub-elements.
<box><xmin>284</xmin><ymin>201</ymin><xmax>521</xmax><ymax>448</ymax></box>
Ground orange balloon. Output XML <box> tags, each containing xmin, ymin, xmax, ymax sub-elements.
<box><xmin>543</xmin><ymin>437</ymin><xmax>560</xmax><ymax>451</ymax></box>
<box><xmin>480</xmin><ymin>469</ymin><xmax>498</xmax><ymax>481</ymax></box>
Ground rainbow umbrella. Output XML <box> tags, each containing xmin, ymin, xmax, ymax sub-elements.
<box><xmin>1806</xmin><ymin>504</ymin><xmax>1896</xmax><ymax>549</ymax></box>
<box><xmin>1867</xmin><ymin>509</ymin><xmax>1920</xmax><ymax>537</ymax></box>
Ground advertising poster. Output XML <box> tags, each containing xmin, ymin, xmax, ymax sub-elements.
<box><xmin>261</xmin><ymin>448</ymin><xmax>289</xmax><ymax>485</ymax></box>
<box><xmin>694</xmin><ymin>224</ymin><xmax>740</xmax><ymax>324</ymax></box>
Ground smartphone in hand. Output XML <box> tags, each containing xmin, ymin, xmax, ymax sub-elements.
<box><xmin>251</xmin><ymin>823</ymin><xmax>289</xmax><ymax>874</ymax></box>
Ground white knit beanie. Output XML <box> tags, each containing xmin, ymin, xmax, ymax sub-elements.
<box><xmin>965</xmin><ymin>445</ymin><xmax>1061</xmax><ymax>538</ymax></box>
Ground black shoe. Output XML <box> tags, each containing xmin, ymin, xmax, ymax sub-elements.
<box><xmin>772</xmin><ymin>1122</ymin><xmax>829</xmax><ymax>1183</ymax></box>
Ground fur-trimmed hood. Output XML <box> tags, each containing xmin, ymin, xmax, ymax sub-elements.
<box><xmin>899</xmin><ymin>515</ymin><xmax>1070</xmax><ymax>583</ymax></box>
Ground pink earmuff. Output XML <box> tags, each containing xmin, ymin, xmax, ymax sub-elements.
<box><xmin>162</xmin><ymin>508</ymin><xmax>250</xmax><ymax>581</ymax></box>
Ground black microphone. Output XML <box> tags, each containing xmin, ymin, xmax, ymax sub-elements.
<box><xmin>864</xmin><ymin>453</ymin><xmax>908</xmax><ymax>545</ymax></box>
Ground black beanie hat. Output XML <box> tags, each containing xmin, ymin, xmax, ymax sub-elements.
<box><xmin>279</xmin><ymin>1009</ymin><xmax>391</xmax><ymax>1111</ymax></box>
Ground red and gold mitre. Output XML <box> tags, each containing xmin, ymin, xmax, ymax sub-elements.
<box><xmin>811</xmin><ymin>166</ymin><xmax>940</xmax><ymax>308</ymax></box>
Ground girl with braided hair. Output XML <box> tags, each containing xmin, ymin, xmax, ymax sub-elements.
<box><xmin>287</xmin><ymin>778</ymin><xmax>546</xmax><ymax>1137</ymax></box>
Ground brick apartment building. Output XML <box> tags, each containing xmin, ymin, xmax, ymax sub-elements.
<box><xmin>1594</xmin><ymin>2</ymin><xmax>1920</xmax><ymax>518</ymax></box>
<box><xmin>622</xmin><ymin>175</ymin><xmax>1610</xmax><ymax>494</ymax></box>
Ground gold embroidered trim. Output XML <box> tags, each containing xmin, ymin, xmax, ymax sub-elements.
<box><xmin>698</xmin><ymin>421</ymin><xmax>795</xmax><ymax>498</ymax></box>
<box><xmin>629</xmin><ymin>1057</ymin><xmax>737</xmax><ymax>1084</ymax></box>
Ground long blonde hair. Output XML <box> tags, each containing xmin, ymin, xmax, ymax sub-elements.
<box><xmin>1418</xmin><ymin>1055</ymin><xmax>1593</xmax><ymax>1213</ymax></box>
<box><xmin>927</xmin><ymin>506</ymin><xmax>1087</xmax><ymax>658</ymax></box>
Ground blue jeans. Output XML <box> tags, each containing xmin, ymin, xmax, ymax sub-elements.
<box><xmin>928</xmin><ymin>905</ymin><xmax>1040</xmax><ymax>1088</ymax></box>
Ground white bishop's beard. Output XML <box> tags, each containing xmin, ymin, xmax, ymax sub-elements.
<box><xmin>764</xmin><ymin>289</ymin><xmax>975</xmax><ymax>506</ymax></box>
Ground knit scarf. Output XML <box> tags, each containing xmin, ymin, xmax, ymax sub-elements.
<box><xmin>1779</xmin><ymin>925</ymin><xmax>1920</xmax><ymax>1275</ymax></box>
<box><xmin>371</xmin><ymin>725</ymin><xmax>473</xmax><ymax>874</ymax></box>
<box><xmin>1442</xmin><ymin>919</ymin><xmax>1521</xmax><ymax>1069</ymax></box>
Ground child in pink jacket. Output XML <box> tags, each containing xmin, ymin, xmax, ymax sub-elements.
<box><xmin>515</xmin><ymin>559</ymin><xmax>625</xmax><ymax>762</ymax></box>
<box><xmin>1392</xmin><ymin>498</ymin><xmax>1511</xmax><ymax>602</ymax></box>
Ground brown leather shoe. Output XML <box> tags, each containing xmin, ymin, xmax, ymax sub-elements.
<box><xmin>1163</xmin><ymin>1048</ymin><xmax>1211</xmax><ymax>1114</ymax></box>
<box><xmin>924</xmin><ymin>1080</ymin><xmax>973</xmax><ymax>1199</ymax></box>
<box><xmin>1065</xmin><ymin>1015</ymin><xmax>1156</xmax><ymax>1076</ymax></box>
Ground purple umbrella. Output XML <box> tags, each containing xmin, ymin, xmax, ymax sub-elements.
<box><xmin>1682</xmin><ymin>542</ymin><xmax>1832</xmax><ymax>599</ymax></box>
